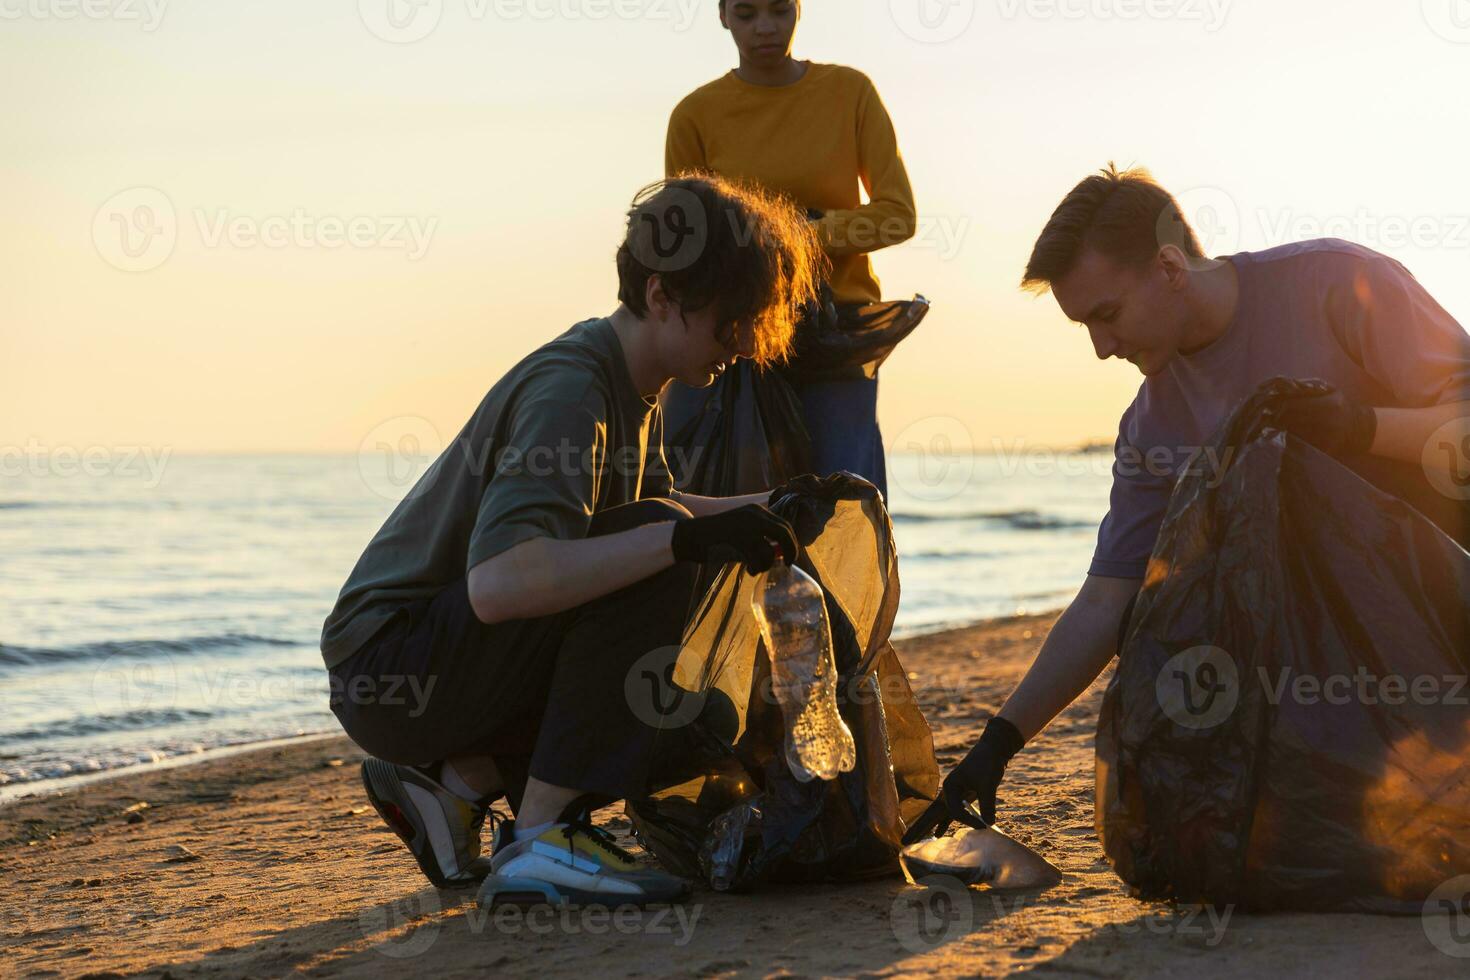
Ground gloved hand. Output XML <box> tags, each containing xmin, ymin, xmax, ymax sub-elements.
<box><xmin>1274</xmin><ymin>389</ymin><xmax>1377</xmax><ymax>457</ymax></box>
<box><xmin>901</xmin><ymin>715</ymin><xmax>1025</xmax><ymax>845</ymax></box>
<box><xmin>768</xmin><ymin>471</ymin><xmax>873</xmax><ymax>508</ymax></box>
<box><xmin>670</xmin><ymin>504</ymin><xmax>799</xmax><ymax>573</ymax></box>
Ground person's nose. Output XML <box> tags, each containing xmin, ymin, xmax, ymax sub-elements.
<box><xmin>1087</xmin><ymin>324</ymin><xmax>1119</xmax><ymax>360</ymax></box>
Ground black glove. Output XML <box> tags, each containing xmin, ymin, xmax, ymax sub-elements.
<box><xmin>1274</xmin><ymin>389</ymin><xmax>1377</xmax><ymax>457</ymax></box>
<box><xmin>767</xmin><ymin>471</ymin><xmax>873</xmax><ymax>508</ymax></box>
<box><xmin>670</xmin><ymin>504</ymin><xmax>799</xmax><ymax>573</ymax></box>
<box><xmin>901</xmin><ymin>715</ymin><xmax>1025</xmax><ymax>845</ymax></box>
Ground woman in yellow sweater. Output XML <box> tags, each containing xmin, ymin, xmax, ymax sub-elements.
<box><xmin>663</xmin><ymin>0</ymin><xmax>917</xmax><ymax>498</ymax></box>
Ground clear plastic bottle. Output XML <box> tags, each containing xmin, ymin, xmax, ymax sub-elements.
<box><xmin>750</xmin><ymin>562</ymin><xmax>857</xmax><ymax>782</ymax></box>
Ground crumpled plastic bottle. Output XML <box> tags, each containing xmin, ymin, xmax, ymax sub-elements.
<box><xmin>751</xmin><ymin>562</ymin><xmax>857</xmax><ymax>782</ymax></box>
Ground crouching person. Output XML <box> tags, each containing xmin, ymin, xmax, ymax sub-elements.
<box><xmin>320</xmin><ymin>175</ymin><xmax>823</xmax><ymax>905</ymax></box>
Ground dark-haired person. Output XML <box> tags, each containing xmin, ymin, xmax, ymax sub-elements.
<box><xmin>321</xmin><ymin>175</ymin><xmax>823</xmax><ymax>906</ymax></box>
<box><xmin>914</xmin><ymin>165</ymin><xmax>1470</xmax><ymax>835</ymax></box>
<box><xmin>663</xmin><ymin>0</ymin><xmax>916</xmax><ymax>496</ymax></box>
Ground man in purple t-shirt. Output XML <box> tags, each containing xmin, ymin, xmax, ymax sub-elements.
<box><xmin>913</xmin><ymin>164</ymin><xmax>1470</xmax><ymax>836</ymax></box>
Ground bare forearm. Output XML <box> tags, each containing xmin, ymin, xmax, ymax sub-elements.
<box><xmin>467</xmin><ymin>523</ymin><xmax>677</xmax><ymax>624</ymax></box>
<box><xmin>1372</xmin><ymin>400</ymin><xmax>1470</xmax><ymax>468</ymax></box>
<box><xmin>995</xmin><ymin>576</ymin><xmax>1140</xmax><ymax>742</ymax></box>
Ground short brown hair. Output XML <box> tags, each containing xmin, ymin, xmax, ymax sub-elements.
<box><xmin>617</xmin><ymin>173</ymin><xmax>825</xmax><ymax>368</ymax></box>
<box><xmin>1020</xmin><ymin>163</ymin><xmax>1204</xmax><ymax>293</ymax></box>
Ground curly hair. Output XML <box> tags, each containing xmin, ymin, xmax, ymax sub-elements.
<box><xmin>617</xmin><ymin>173</ymin><xmax>827</xmax><ymax>368</ymax></box>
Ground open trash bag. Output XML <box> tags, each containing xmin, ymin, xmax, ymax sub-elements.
<box><xmin>629</xmin><ymin>480</ymin><xmax>940</xmax><ymax>889</ymax></box>
<box><xmin>660</xmin><ymin>360</ymin><xmax>813</xmax><ymax>497</ymax></box>
<box><xmin>786</xmin><ymin>295</ymin><xmax>931</xmax><ymax>384</ymax></box>
<box><xmin>1097</xmin><ymin>378</ymin><xmax>1470</xmax><ymax>913</ymax></box>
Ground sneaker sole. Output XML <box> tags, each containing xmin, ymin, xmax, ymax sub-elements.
<box><xmin>476</xmin><ymin>873</ymin><xmax>690</xmax><ymax>910</ymax></box>
<box><xmin>361</xmin><ymin>759</ymin><xmax>482</xmax><ymax>890</ymax></box>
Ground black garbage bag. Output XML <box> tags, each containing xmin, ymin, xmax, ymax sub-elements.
<box><xmin>660</xmin><ymin>360</ymin><xmax>812</xmax><ymax>497</ymax></box>
<box><xmin>786</xmin><ymin>294</ymin><xmax>931</xmax><ymax>384</ymax></box>
<box><xmin>1097</xmin><ymin>377</ymin><xmax>1470</xmax><ymax>913</ymax></box>
<box><xmin>629</xmin><ymin>479</ymin><xmax>940</xmax><ymax>888</ymax></box>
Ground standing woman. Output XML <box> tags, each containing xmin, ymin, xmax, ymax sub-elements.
<box><xmin>664</xmin><ymin>0</ymin><xmax>917</xmax><ymax>498</ymax></box>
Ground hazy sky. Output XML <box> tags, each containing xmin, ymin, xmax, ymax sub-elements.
<box><xmin>5</xmin><ymin>0</ymin><xmax>1469</xmax><ymax>455</ymax></box>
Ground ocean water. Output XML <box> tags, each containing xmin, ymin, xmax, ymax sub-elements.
<box><xmin>0</xmin><ymin>451</ymin><xmax>1112</xmax><ymax>789</ymax></box>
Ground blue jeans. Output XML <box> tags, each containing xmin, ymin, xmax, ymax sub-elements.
<box><xmin>789</xmin><ymin>374</ymin><xmax>888</xmax><ymax>500</ymax></box>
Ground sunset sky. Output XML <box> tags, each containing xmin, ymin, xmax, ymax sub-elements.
<box><xmin>5</xmin><ymin>0</ymin><xmax>1469</xmax><ymax>455</ymax></box>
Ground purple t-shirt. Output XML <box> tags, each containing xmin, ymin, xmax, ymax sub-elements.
<box><xmin>1091</xmin><ymin>238</ymin><xmax>1470</xmax><ymax>579</ymax></box>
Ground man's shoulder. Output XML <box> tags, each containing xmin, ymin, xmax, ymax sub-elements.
<box><xmin>1233</xmin><ymin>238</ymin><xmax>1405</xmax><ymax>278</ymax></box>
<box><xmin>484</xmin><ymin>321</ymin><xmax>615</xmax><ymax>410</ymax></box>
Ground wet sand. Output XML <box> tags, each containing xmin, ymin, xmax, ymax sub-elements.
<box><xmin>2</xmin><ymin>614</ymin><xmax>1452</xmax><ymax>978</ymax></box>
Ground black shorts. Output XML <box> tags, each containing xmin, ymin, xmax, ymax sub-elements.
<box><xmin>328</xmin><ymin>498</ymin><xmax>701</xmax><ymax>806</ymax></box>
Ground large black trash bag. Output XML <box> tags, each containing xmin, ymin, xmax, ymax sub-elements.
<box><xmin>1097</xmin><ymin>377</ymin><xmax>1470</xmax><ymax>913</ymax></box>
<box><xmin>661</xmin><ymin>360</ymin><xmax>812</xmax><ymax>496</ymax></box>
<box><xmin>629</xmin><ymin>479</ymin><xmax>941</xmax><ymax>888</ymax></box>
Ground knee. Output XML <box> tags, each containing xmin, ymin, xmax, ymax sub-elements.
<box><xmin>589</xmin><ymin>497</ymin><xmax>693</xmax><ymax>536</ymax></box>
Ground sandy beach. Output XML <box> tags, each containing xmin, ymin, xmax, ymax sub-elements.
<box><xmin>3</xmin><ymin>613</ymin><xmax>1454</xmax><ymax>979</ymax></box>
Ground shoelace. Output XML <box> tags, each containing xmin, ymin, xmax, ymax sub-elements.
<box><xmin>559</xmin><ymin>814</ymin><xmax>636</xmax><ymax>867</ymax></box>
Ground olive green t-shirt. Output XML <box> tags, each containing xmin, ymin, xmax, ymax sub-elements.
<box><xmin>320</xmin><ymin>318</ymin><xmax>673</xmax><ymax>668</ymax></box>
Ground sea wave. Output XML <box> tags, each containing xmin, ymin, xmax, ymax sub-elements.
<box><xmin>890</xmin><ymin>509</ymin><xmax>1094</xmax><ymax>531</ymax></box>
<box><xmin>2</xmin><ymin>707</ymin><xmax>217</xmax><ymax>742</ymax></box>
<box><xmin>0</xmin><ymin>632</ymin><xmax>302</xmax><ymax>668</ymax></box>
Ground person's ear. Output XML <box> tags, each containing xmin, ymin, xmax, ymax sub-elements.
<box><xmin>1157</xmin><ymin>245</ymin><xmax>1190</xmax><ymax>290</ymax></box>
<box><xmin>718</xmin><ymin>1</ymin><xmax>728</xmax><ymax>30</ymax></box>
<box><xmin>645</xmin><ymin>274</ymin><xmax>669</xmax><ymax>320</ymax></box>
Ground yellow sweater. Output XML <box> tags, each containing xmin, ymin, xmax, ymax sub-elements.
<box><xmin>666</xmin><ymin>62</ymin><xmax>917</xmax><ymax>305</ymax></box>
